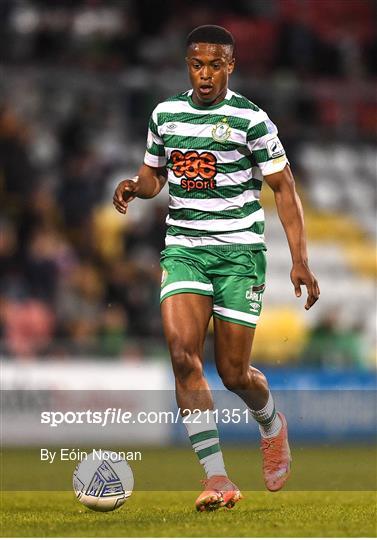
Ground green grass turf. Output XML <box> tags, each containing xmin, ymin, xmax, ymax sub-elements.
<box><xmin>1</xmin><ymin>446</ymin><xmax>376</xmax><ymax>491</ymax></box>
<box><xmin>1</xmin><ymin>446</ymin><xmax>376</xmax><ymax>537</ymax></box>
<box><xmin>1</xmin><ymin>491</ymin><xmax>376</xmax><ymax>537</ymax></box>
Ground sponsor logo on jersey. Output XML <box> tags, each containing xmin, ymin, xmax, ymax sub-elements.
<box><xmin>171</xmin><ymin>150</ymin><xmax>218</xmax><ymax>192</ymax></box>
<box><xmin>166</xmin><ymin>123</ymin><xmax>177</xmax><ymax>132</ymax></box>
<box><xmin>211</xmin><ymin>118</ymin><xmax>231</xmax><ymax>142</ymax></box>
<box><xmin>245</xmin><ymin>283</ymin><xmax>265</xmax><ymax>302</ymax></box>
<box><xmin>180</xmin><ymin>178</ymin><xmax>217</xmax><ymax>192</ymax></box>
<box><xmin>249</xmin><ymin>302</ymin><xmax>260</xmax><ymax>313</ymax></box>
<box><xmin>266</xmin><ymin>137</ymin><xmax>285</xmax><ymax>158</ymax></box>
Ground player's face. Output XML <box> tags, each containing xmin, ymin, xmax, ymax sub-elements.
<box><xmin>186</xmin><ymin>43</ymin><xmax>235</xmax><ymax>107</ymax></box>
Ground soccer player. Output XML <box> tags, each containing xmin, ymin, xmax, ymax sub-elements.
<box><xmin>113</xmin><ymin>25</ymin><xmax>320</xmax><ymax>511</ymax></box>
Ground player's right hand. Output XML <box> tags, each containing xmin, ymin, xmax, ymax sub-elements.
<box><xmin>113</xmin><ymin>177</ymin><xmax>139</xmax><ymax>214</ymax></box>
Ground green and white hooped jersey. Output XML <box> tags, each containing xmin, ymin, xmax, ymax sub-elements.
<box><xmin>144</xmin><ymin>89</ymin><xmax>288</xmax><ymax>249</ymax></box>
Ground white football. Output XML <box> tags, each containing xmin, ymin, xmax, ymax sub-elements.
<box><xmin>73</xmin><ymin>450</ymin><xmax>134</xmax><ymax>512</ymax></box>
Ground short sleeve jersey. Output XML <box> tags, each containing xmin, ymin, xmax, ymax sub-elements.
<box><xmin>144</xmin><ymin>89</ymin><xmax>288</xmax><ymax>250</ymax></box>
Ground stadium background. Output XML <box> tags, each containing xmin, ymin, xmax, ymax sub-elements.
<box><xmin>1</xmin><ymin>0</ymin><xmax>376</xmax><ymax>448</ymax></box>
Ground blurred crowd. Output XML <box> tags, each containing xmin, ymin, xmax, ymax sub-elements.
<box><xmin>0</xmin><ymin>0</ymin><xmax>375</xmax><ymax>364</ymax></box>
<box><xmin>2</xmin><ymin>0</ymin><xmax>375</xmax><ymax>77</ymax></box>
<box><xmin>0</xmin><ymin>102</ymin><xmax>166</xmax><ymax>359</ymax></box>
<box><xmin>2</xmin><ymin>0</ymin><xmax>376</xmax><ymax>140</ymax></box>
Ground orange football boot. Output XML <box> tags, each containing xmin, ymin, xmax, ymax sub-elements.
<box><xmin>260</xmin><ymin>412</ymin><xmax>292</xmax><ymax>491</ymax></box>
<box><xmin>195</xmin><ymin>475</ymin><xmax>242</xmax><ymax>512</ymax></box>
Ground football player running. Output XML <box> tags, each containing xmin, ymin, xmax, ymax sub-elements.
<box><xmin>113</xmin><ymin>25</ymin><xmax>319</xmax><ymax>511</ymax></box>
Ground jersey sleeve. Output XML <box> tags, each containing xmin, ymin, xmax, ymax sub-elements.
<box><xmin>144</xmin><ymin>108</ymin><xmax>167</xmax><ymax>168</ymax></box>
<box><xmin>246</xmin><ymin>111</ymin><xmax>288</xmax><ymax>176</ymax></box>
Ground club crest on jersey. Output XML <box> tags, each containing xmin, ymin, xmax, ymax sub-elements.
<box><xmin>211</xmin><ymin>118</ymin><xmax>231</xmax><ymax>142</ymax></box>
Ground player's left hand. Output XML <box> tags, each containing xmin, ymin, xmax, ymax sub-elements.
<box><xmin>290</xmin><ymin>262</ymin><xmax>320</xmax><ymax>310</ymax></box>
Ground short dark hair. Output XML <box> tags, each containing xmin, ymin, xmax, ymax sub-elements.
<box><xmin>186</xmin><ymin>25</ymin><xmax>234</xmax><ymax>49</ymax></box>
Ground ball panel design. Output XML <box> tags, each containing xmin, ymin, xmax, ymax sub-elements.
<box><xmin>73</xmin><ymin>450</ymin><xmax>134</xmax><ymax>512</ymax></box>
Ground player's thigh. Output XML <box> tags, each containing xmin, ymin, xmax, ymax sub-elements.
<box><xmin>160</xmin><ymin>247</ymin><xmax>213</xmax><ymax>353</ymax></box>
<box><xmin>160</xmin><ymin>246</ymin><xmax>214</xmax><ymax>303</ymax></box>
<box><xmin>212</xmin><ymin>250</ymin><xmax>266</xmax><ymax>328</ymax></box>
<box><xmin>214</xmin><ymin>316</ymin><xmax>255</xmax><ymax>373</ymax></box>
<box><xmin>212</xmin><ymin>249</ymin><xmax>266</xmax><ymax>370</ymax></box>
<box><xmin>161</xmin><ymin>293</ymin><xmax>213</xmax><ymax>356</ymax></box>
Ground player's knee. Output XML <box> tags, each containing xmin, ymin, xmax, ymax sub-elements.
<box><xmin>170</xmin><ymin>341</ymin><xmax>203</xmax><ymax>383</ymax></box>
<box><xmin>249</xmin><ymin>368</ymin><xmax>267</xmax><ymax>392</ymax></box>
<box><xmin>220</xmin><ymin>366</ymin><xmax>267</xmax><ymax>393</ymax></box>
<box><xmin>220</xmin><ymin>368</ymin><xmax>250</xmax><ymax>392</ymax></box>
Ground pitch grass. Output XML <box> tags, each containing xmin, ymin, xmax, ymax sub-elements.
<box><xmin>1</xmin><ymin>446</ymin><xmax>376</xmax><ymax>537</ymax></box>
<box><xmin>2</xmin><ymin>445</ymin><xmax>376</xmax><ymax>491</ymax></box>
<box><xmin>1</xmin><ymin>490</ymin><xmax>376</xmax><ymax>537</ymax></box>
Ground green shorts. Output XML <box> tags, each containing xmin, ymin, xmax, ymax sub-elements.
<box><xmin>160</xmin><ymin>245</ymin><xmax>266</xmax><ymax>328</ymax></box>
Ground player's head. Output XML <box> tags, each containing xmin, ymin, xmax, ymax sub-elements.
<box><xmin>186</xmin><ymin>25</ymin><xmax>235</xmax><ymax>107</ymax></box>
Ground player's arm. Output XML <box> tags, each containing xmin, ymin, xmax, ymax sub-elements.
<box><xmin>264</xmin><ymin>164</ymin><xmax>320</xmax><ymax>310</ymax></box>
<box><xmin>113</xmin><ymin>164</ymin><xmax>167</xmax><ymax>214</ymax></box>
<box><xmin>114</xmin><ymin>104</ymin><xmax>168</xmax><ymax>214</ymax></box>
